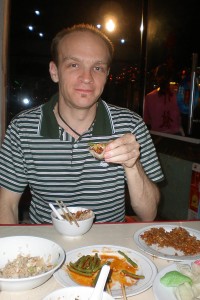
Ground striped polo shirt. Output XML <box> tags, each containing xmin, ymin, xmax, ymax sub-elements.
<box><xmin>0</xmin><ymin>95</ymin><xmax>164</xmax><ymax>224</ymax></box>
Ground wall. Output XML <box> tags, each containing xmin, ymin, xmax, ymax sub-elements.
<box><xmin>151</xmin><ymin>133</ymin><xmax>200</xmax><ymax>220</ymax></box>
<box><xmin>158</xmin><ymin>153</ymin><xmax>192</xmax><ymax>220</ymax></box>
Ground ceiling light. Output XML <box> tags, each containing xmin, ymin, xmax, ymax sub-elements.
<box><xmin>28</xmin><ymin>25</ymin><xmax>34</xmax><ymax>31</ymax></box>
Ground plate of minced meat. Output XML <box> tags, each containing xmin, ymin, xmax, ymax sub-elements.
<box><xmin>134</xmin><ymin>224</ymin><xmax>200</xmax><ymax>261</ymax></box>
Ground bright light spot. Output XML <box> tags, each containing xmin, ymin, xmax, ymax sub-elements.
<box><xmin>96</xmin><ymin>24</ymin><xmax>101</xmax><ymax>29</ymax></box>
<box><xmin>28</xmin><ymin>25</ymin><xmax>34</xmax><ymax>31</ymax></box>
<box><xmin>39</xmin><ymin>32</ymin><xmax>44</xmax><ymax>37</ymax></box>
<box><xmin>120</xmin><ymin>39</ymin><xmax>125</xmax><ymax>44</ymax></box>
<box><xmin>22</xmin><ymin>98</ymin><xmax>30</xmax><ymax>105</ymax></box>
<box><xmin>140</xmin><ymin>20</ymin><xmax>144</xmax><ymax>33</ymax></box>
<box><xmin>105</xmin><ymin>19</ymin><xmax>115</xmax><ymax>32</ymax></box>
<box><xmin>35</xmin><ymin>10</ymin><xmax>40</xmax><ymax>15</ymax></box>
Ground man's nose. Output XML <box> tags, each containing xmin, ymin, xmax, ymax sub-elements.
<box><xmin>79</xmin><ymin>68</ymin><xmax>94</xmax><ymax>83</ymax></box>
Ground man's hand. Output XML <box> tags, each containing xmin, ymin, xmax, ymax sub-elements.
<box><xmin>104</xmin><ymin>133</ymin><xmax>140</xmax><ymax>168</ymax></box>
<box><xmin>104</xmin><ymin>133</ymin><xmax>160</xmax><ymax>221</ymax></box>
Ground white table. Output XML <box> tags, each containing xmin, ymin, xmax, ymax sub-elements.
<box><xmin>0</xmin><ymin>220</ymin><xmax>199</xmax><ymax>300</ymax></box>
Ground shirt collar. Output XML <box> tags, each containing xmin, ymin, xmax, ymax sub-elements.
<box><xmin>39</xmin><ymin>94</ymin><xmax>114</xmax><ymax>138</ymax></box>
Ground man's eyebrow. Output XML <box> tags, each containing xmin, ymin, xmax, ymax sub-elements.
<box><xmin>63</xmin><ymin>56</ymin><xmax>80</xmax><ymax>62</ymax></box>
<box><xmin>96</xmin><ymin>61</ymin><xmax>108</xmax><ymax>65</ymax></box>
<box><xmin>63</xmin><ymin>56</ymin><xmax>108</xmax><ymax>65</ymax></box>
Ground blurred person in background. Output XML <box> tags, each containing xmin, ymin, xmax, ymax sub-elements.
<box><xmin>143</xmin><ymin>64</ymin><xmax>184</xmax><ymax>135</ymax></box>
<box><xmin>176</xmin><ymin>69</ymin><xmax>199</xmax><ymax>135</ymax></box>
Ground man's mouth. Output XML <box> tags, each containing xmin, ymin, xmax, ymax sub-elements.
<box><xmin>76</xmin><ymin>89</ymin><xmax>93</xmax><ymax>94</ymax></box>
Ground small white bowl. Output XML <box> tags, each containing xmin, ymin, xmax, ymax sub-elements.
<box><xmin>42</xmin><ymin>286</ymin><xmax>115</xmax><ymax>300</ymax></box>
<box><xmin>0</xmin><ymin>236</ymin><xmax>65</xmax><ymax>291</ymax></box>
<box><xmin>51</xmin><ymin>206</ymin><xmax>95</xmax><ymax>237</ymax></box>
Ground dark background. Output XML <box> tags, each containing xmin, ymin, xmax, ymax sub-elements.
<box><xmin>7</xmin><ymin>0</ymin><xmax>200</xmax><ymax>122</ymax></box>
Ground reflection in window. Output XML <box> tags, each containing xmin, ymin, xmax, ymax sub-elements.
<box><xmin>8</xmin><ymin>0</ymin><xmax>200</xmax><ymax>137</ymax></box>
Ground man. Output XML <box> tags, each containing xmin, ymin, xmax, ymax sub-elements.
<box><xmin>0</xmin><ymin>24</ymin><xmax>164</xmax><ymax>224</ymax></box>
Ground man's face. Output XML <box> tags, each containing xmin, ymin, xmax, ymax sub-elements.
<box><xmin>49</xmin><ymin>31</ymin><xmax>110</xmax><ymax>110</ymax></box>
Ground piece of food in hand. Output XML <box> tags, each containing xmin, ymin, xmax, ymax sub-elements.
<box><xmin>88</xmin><ymin>142</ymin><xmax>108</xmax><ymax>160</ymax></box>
<box><xmin>160</xmin><ymin>271</ymin><xmax>192</xmax><ymax>287</ymax></box>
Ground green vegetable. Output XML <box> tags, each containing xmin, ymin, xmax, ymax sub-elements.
<box><xmin>118</xmin><ymin>250</ymin><xmax>138</xmax><ymax>268</ymax></box>
<box><xmin>160</xmin><ymin>271</ymin><xmax>192</xmax><ymax>287</ymax></box>
<box><xmin>121</xmin><ymin>269</ymin><xmax>145</xmax><ymax>279</ymax></box>
<box><xmin>67</xmin><ymin>264</ymin><xmax>93</xmax><ymax>276</ymax></box>
<box><xmin>92</xmin><ymin>262</ymin><xmax>111</xmax><ymax>286</ymax></box>
<box><xmin>69</xmin><ymin>262</ymin><xmax>93</xmax><ymax>274</ymax></box>
<box><xmin>92</xmin><ymin>267</ymin><xmax>102</xmax><ymax>286</ymax></box>
<box><xmin>67</xmin><ymin>253</ymin><xmax>102</xmax><ymax>277</ymax></box>
<box><xmin>91</xmin><ymin>253</ymin><xmax>101</xmax><ymax>272</ymax></box>
<box><xmin>28</xmin><ymin>266</ymin><xmax>36</xmax><ymax>274</ymax></box>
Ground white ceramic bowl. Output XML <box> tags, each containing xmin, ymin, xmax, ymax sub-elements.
<box><xmin>0</xmin><ymin>236</ymin><xmax>65</xmax><ymax>291</ymax></box>
<box><xmin>51</xmin><ymin>207</ymin><xmax>95</xmax><ymax>237</ymax></box>
<box><xmin>42</xmin><ymin>286</ymin><xmax>115</xmax><ymax>300</ymax></box>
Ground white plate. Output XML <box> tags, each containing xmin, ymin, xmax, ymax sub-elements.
<box><xmin>134</xmin><ymin>225</ymin><xmax>200</xmax><ymax>261</ymax></box>
<box><xmin>53</xmin><ymin>244</ymin><xmax>157</xmax><ymax>298</ymax></box>
<box><xmin>152</xmin><ymin>263</ymin><xmax>191</xmax><ymax>300</ymax></box>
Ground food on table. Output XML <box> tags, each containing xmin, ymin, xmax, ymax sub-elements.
<box><xmin>66</xmin><ymin>250</ymin><xmax>144</xmax><ymax>288</ymax></box>
<box><xmin>140</xmin><ymin>226</ymin><xmax>200</xmax><ymax>255</ymax></box>
<box><xmin>62</xmin><ymin>209</ymin><xmax>93</xmax><ymax>221</ymax></box>
<box><xmin>88</xmin><ymin>142</ymin><xmax>108</xmax><ymax>160</ymax></box>
<box><xmin>160</xmin><ymin>261</ymin><xmax>200</xmax><ymax>300</ymax></box>
<box><xmin>0</xmin><ymin>254</ymin><xmax>53</xmax><ymax>278</ymax></box>
<box><xmin>160</xmin><ymin>270</ymin><xmax>192</xmax><ymax>287</ymax></box>
<box><xmin>175</xmin><ymin>282</ymin><xmax>194</xmax><ymax>300</ymax></box>
<box><xmin>118</xmin><ymin>250</ymin><xmax>138</xmax><ymax>268</ymax></box>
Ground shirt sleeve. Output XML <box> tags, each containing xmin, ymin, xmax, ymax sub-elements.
<box><xmin>0</xmin><ymin>121</ymin><xmax>28</xmax><ymax>193</ymax></box>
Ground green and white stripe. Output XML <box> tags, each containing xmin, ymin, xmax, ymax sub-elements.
<box><xmin>0</xmin><ymin>96</ymin><xmax>164</xmax><ymax>223</ymax></box>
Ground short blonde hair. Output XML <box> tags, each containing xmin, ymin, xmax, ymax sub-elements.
<box><xmin>51</xmin><ymin>23</ymin><xmax>114</xmax><ymax>66</ymax></box>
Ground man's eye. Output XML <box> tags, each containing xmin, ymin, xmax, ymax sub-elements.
<box><xmin>71</xmin><ymin>63</ymin><xmax>78</xmax><ymax>68</ymax></box>
<box><xmin>94</xmin><ymin>66</ymin><xmax>105</xmax><ymax>72</ymax></box>
<box><xmin>66</xmin><ymin>63</ymin><xmax>78</xmax><ymax>68</ymax></box>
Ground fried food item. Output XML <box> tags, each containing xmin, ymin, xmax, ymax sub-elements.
<box><xmin>140</xmin><ymin>226</ymin><xmax>200</xmax><ymax>255</ymax></box>
<box><xmin>88</xmin><ymin>143</ymin><xmax>108</xmax><ymax>160</ymax></box>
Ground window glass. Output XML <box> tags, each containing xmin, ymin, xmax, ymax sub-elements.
<box><xmin>8</xmin><ymin>0</ymin><xmax>200</xmax><ymax>137</ymax></box>
<box><xmin>8</xmin><ymin>0</ymin><xmax>142</xmax><ymax>121</ymax></box>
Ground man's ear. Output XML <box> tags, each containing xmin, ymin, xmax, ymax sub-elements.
<box><xmin>49</xmin><ymin>61</ymin><xmax>59</xmax><ymax>83</ymax></box>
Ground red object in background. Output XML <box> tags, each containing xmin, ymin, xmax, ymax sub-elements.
<box><xmin>188</xmin><ymin>163</ymin><xmax>200</xmax><ymax>219</ymax></box>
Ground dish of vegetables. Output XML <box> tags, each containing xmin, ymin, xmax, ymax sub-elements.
<box><xmin>53</xmin><ymin>245</ymin><xmax>157</xmax><ymax>298</ymax></box>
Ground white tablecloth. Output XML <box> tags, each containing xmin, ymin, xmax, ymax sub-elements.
<box><xmin>0</xmin><ymin>220</ymin><xmax>199</xmax><ymax>299</ymax></box>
